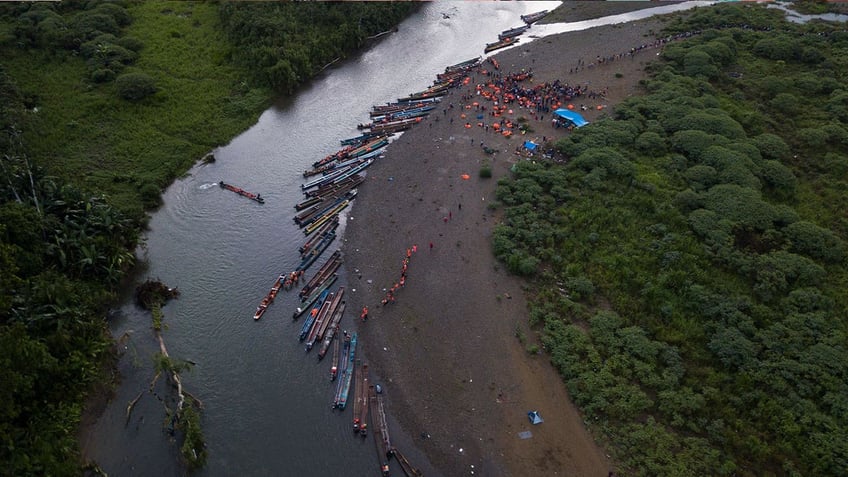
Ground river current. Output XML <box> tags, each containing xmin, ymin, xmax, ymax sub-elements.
<box><xmin>82</xmin><ymin>2</ymin><xmax>718</xmax><ymax>475</ymax></box>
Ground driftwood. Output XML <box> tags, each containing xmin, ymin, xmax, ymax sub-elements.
<box><xmin>125</xmin><ymin>391</ymin><xmax>144</xmax><ymax>426</ymax></box>
<box><xmin>365</xmin><ymin>27</ymin><xmax>398</xmax><ymax>41</ymax></box>
<box><xmin>319</xmin><ymin>57</ymin><xmax>342</xmax><ymax>73</ymax></box>
<box><xmin>125</xmin><ymin>279</ymin><xmax>205</xmax><ymax>468</ymax></box>
<box><xmin>155</xmin><ymin>326</ymin><xmax>185</xmax><ymax>413</ymax></box>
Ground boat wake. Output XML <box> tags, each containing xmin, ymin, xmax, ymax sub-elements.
<box><xmin>198</xmin><ymin>182</ymin><xmax>218</xmax><ymax>190</ymax></box>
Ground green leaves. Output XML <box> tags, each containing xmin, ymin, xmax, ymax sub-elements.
<box><xmin>494</xmin><ymin>6</ymin><xmax>848</xmax><ymax>475</ymax></box>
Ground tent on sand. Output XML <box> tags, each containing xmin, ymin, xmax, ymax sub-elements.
<box><xmin>528</xmin><ymin>410</ymin><xmax>544</xmax><ymax>425</ymax></box>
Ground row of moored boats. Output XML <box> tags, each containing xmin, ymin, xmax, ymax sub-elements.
<box><xmin>245</xmin><ymin>51</ymin><xmax>492</xmax><ymax>477</ymax></box>
<box><xmin>484</xmin><ymin>9</ymin><xmax>549</xmax><ymax>53</ymax></box>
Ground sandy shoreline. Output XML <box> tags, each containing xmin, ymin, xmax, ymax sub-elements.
<box><xmin>343</xmin><ymin>8</ymin><xmax>679</xmax><ymax>476</ymax></box>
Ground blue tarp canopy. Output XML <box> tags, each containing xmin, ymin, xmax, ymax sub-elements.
<box><xmin>528</xmin><ymin>411</ymin><xmax>544</xmax><ymax>425</ymax></box>
<box><xmin>523</xmin><ymin>140</ymin><xmax>538</xmax><ymax>151</ymax></box>
<box><xmin>553</xmin><ymin>109</ymin><xmax>589</xmax><ymax>128</ymax></box>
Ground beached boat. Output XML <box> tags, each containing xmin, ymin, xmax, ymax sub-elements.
<box><xmin>295</xmin><ymin>190</ymin><xmax>356</xmax><ymax>227</ymax></box>
<box><xmin>329</xmin><ymin>330</ymin><xmax>341</xmax><ymax>379</ymax></box>
<box><xmin>444</xmin><ymin>56</ymin><xmax>481</xmax><ymax>73</ymax></box>
<box><xmin>521</xmin><ymin>9</ymin><xmax>549</xmax><ymax>24</ymax></box>
<box><xmin>499</xmin><ymin>24</ymin><xmax>530</xmax><ymax>40</ymax></box>
<box><xmin>303</xmin><ymin>198</ymin><xmax>351</xmax><ymax>236</ymax></box>
<box><xmin>335</xmin><ymin>332</ymin><xmax>357</xmax><ymax>410</ymax></box>
<box><xmin>372</xmin><ymin>97</ymin><xmax>440</xmax><ymax>113</ymax></box>
<box><xmin>317</xmin><ymin>302</ymin><xmax>345</xmax><ymax>360</ymax></box>
<box><xmin>312</xmin><ymin>146</ymin><xmax>354</xmax><ymax>169</ymax></box>
<box><xmin>353</xmin><ymin>362</ymin><xmax>369</xmax><ymax>436</ymax></box>
<box><xmin>301</xmin><ymin>160</ymin><xmax>362</xmax><ymax>190</ymax></box>
<box><xmin>303</xmin><ymin>147</ymin><xmax>383</xmax><ymax>179</ymax></box>
<box><xmin>348</xmin><ymin>136</ymin><xmax>389</xmax><ymax>158</ymax></box>
<box><xmin>295</xmin><ymin>232</ymin><xmax>336</xmax><ymax>273</ymax></box>
<box><xmin>393</xmin><ymin>447</ymin><xmax>423</xmax><ymax>477</ymax></box>
<box><xmin>303</xmin><ymin>174</ymin><xmax>364</xmax><ymax>200</ymax></box>
<box><xmin>294</xmin><ymin>195</ymin><xmax>323</xmax><ymax>211</ymax></box>
<box><xmin>353</xmin><ymin>362</ymin><xmax>369</xmax><ymax>434</ymax></box>
<box><xmin>302</xmin><ymin>157</ymin><xmax>372</xmax><ymax>192</ymax></box>
<box><xmin>397</xmin><ymin>88</ymin><xmax>448</xmax><ymax>103</ymax></box>
<box><xmin>340</xmin><ymin>132</ymin><xmax>382</xmax><ymax>146</ymax></box>
<box><xmin>305</xmin><ymin>287</ymin><xmax>344</xmax><ymax>350</ymax></box>
<box><xmin>370</xmin><ymin>105</ymin><xmax>436</xmax><ymax>123</ymax></box>
<box><xmin>368</xmin><ymin>386</ymin><xmax>392</xmax><ymax>477</ymax></box>
<box><xmin>435</xmin><ymin>68</ymin><xmax>472</xmax><ymax>83</ymax></box>
<box><xmin>365</xmin><ymin>118</ymin><xmax>423</xmax><ymax>135</ymax></box>
<box><xmin>299</xmin><ymin>289</ymin><xmax>333</xmax><ymax>341</ymax></box>
<box><xmin>371</xmin><ymin>100</ymin><xmax>438</xmax><ymax>117</ymax></box>
<box><xmin>370</xmin><ymin>383</ymin><xmax>392</xmax><ymax>476</ymax></box>
<box><xmin>253</xmin><ymin>275</ymin><xmax>283</xmax><ymax>320</ymax></box>
<box><xmin>328</xmin><ymin>163</ymin><xmax>372</xmax><ymax>191</ymax></box>
<box><xmin>312</xmin><ymin>294</ymin><xmax>344</xmax><ymax>346</ymax></box>
<box><xmin>332</xmin><ymin>331</ymin><xmax>350</xmax><ymax>383</ymax></box>
<box><xmin>484</xmin><ymin>36</ymin><xmax>517</xmax><ymax>53</ymax></box>
<box><xmin>298</xmin><ymin>250</ymin><xmax>342</xmax><ymax>298</ymax></box>
<box><xmin>294</xmin><ymin>273</ymin><xmax>338</xmax><ymax>319</ymax></box>
<box><xmin>298</xmin><ymin>216</ymin><xmax>340</xmax><ymax>256</ymax></box>
<box><xmin>219</xmin><ymin>181</ymin><xmax>264</xmax><ymax>204</ymax></box>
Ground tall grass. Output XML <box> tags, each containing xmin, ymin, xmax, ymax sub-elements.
<box><xmin>4</xmin><ymin>2</ymin><xmax>271</xmax><ymax>219</ymax></box>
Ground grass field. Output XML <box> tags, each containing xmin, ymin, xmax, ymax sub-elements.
<box><xmin>4</xmin><ymin>1</ymin><xmax>271</xmax><ymax>219</ymax></box>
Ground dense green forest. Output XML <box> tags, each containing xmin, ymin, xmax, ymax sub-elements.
<box><xmin>494</xmin><ymin>4</ymin><xmax>847</xmax><ymax>476</ymax></box>
<box><xmin>0</xmin><ymin>1</ymin><xmax>414</xmax><ymax>474</ymax></box>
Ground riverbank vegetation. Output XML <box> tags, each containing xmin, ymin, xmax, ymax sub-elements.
<box><xmin>219</xmin><ymin>2</ymin><xmax>417</xmax><ymax>95</ymax></box>
<box><xmin>0</xmin><ymin>1</ymin><xmax>415</xmax><ymax>474</ymax></box>
<box><xmin>494</xmin><ymin>4</ymin><xmax>847</xmax><ymax>475</ymax></box>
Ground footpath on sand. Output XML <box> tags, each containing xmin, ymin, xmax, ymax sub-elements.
<box><xmin>344</xmin><ymin>13</ymin><xmax>675</xmax><ymax>477</ymax></box>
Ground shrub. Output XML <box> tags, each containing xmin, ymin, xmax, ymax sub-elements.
<box><xmin>139</xmin><ymin>182</ymin><xmax>162</xmax><ymax>208</ymax></box>
<box><xmin>479</xmin><ymin>162</ymin><xmax>492</xmax><ymax>178</ymax></box>
<box><xmin>94</xmin><ymin>3</ymin><xmax>132</xmax><ymax>27</ymax></box>
<box><xmin>751</xmin><ymin>133</ymin><xmax>791</xmax><ymax>160</ymax></box>
<box><xmin>116</xmin><ymin>72</ymin><xmax>157</xmax><ymax>101</ymax></box>
<box><xmin>90</xmin><ymin>68</ymin><xmax>115</xmax><ymax>83</ymax></box>
<box><xmin>117</xmin><ymin>36</ymin><xmax>144</xmax><ymax>52</ymax></box>
<box><xmin>635</xmin><ymin>131</ymin><xmax>667</xmax><ymax>156</ymax></box>
<box><xmin>70</xmin><ymin>12</ymin><xmax>121</xmax><ymax>42</ymax></box>
<box><xmin>683</xmin><ymin>48</ymin><xmax>719</xmax><ymax>79</ymax></box>
<box><xmin>784</xmin><ymin>221</ymin><xmax>845</xmax><ymax>264</ymax></box>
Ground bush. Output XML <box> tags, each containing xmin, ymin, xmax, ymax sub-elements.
<box><xmin>70</xmin><ymin>12</ymin><xmax>121</xmax><ymax>42</ymax></box>
<box><xmin>683</xmin><ymin>48</ymin><xmax>719</xmax><ymax>79</ymax></box>
<box><xmin>94</xmin><ymin>3</ymin><xmax>132</xmax><ymax>27</ymax></box>
<box><xmin>751</xmin><ymin>133</ymin><xmax>791</xmax><ymax>160</ymax></box>
<box><xmin>139</xmin><ymin>182</ymin><xmax>162</xmax><ymax>208</ymax></box>
<box><xmin>116</xmin><ymin>72</ymin><xmax>157</xmax><ymax>101</ymax></box>
<box><xmin>784</xmin><ymin>221</ymin><xmax>845</xmax><ymax>264</ymax></box>
<box><xmin>116</xmin><ymin>36</ymin><xmax>144</xmax><ymax>52</ymax></box>
<box><xmin>479</xmin><ymin>163</ymin><xmax>492</xmax><ymax>178</ymax></box>
<box><xmin>635</xmin><ymin>131</ymin><xmax>667</xmax><ymax>156</ymax></box>
<box><xmin>90</xmin><ymin>68</ymin><xmax>115</xmax><ymax>83</ymax></box>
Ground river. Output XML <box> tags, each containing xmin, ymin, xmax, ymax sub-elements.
<box><xmin>81</xmin><ymin>2</ymin><xmax>715</xmax><ymax>476</ymax></box>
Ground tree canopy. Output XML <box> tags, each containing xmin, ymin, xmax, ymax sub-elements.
<box><xmin>494</xmin><ymin>4</ymin><xmax>848</xmax><ymax>475</ymax></box>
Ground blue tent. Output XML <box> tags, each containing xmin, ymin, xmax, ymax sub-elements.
<box><xmin>523</xmin><ymin>140</ymin><xmax>538</xmax><ymax>151</ymax></box>
<box><xmin>553</xmin><ymin>109</ymin><xmax>589</xmax><ymax>128</ymax></box>
<box><xmin>528</xmin><ymin>411</ymin><xmax>544</xmax><ymax>425</ymax></box>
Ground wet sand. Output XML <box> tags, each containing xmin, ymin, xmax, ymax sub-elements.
<box><xmin>343</xmin><ymin>11</ymin><xmax>676</xmax><ymax>477</ymax></box>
